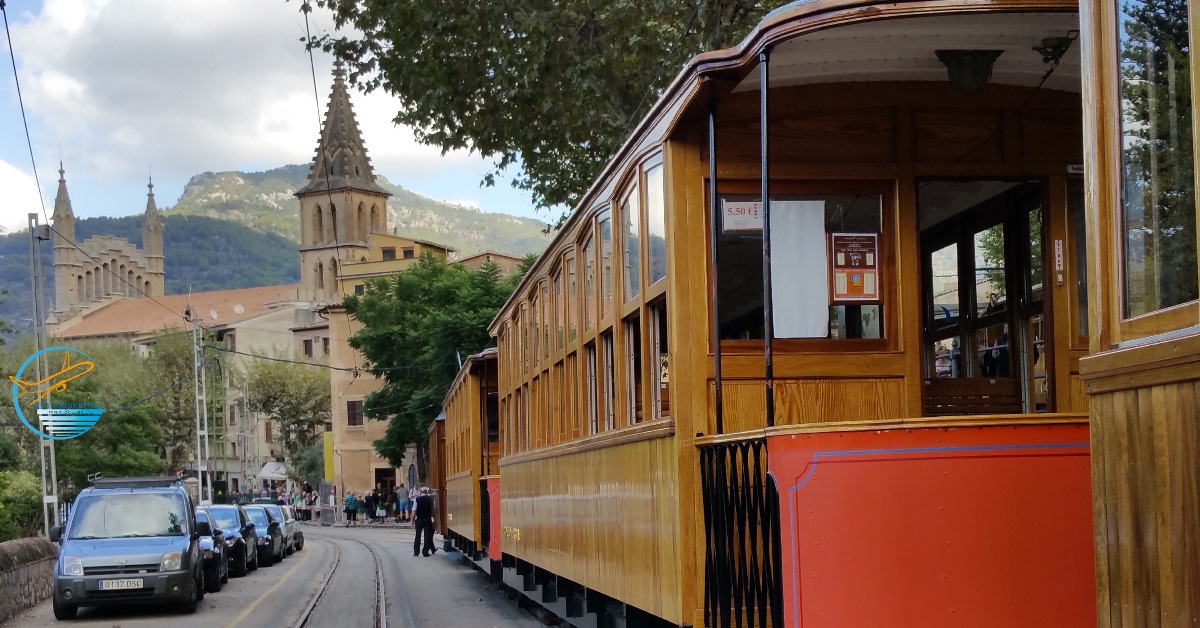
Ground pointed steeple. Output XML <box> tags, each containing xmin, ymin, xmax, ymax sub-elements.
<box><xmin>52</xmin><ymin>162</ymin><xmax>74</xmax><ymax>225</ymax></box>
<box><xmin>295</xmin><ymin>63</ymin><xmax>391</xmax><ymax>197</ymax></box>
<box><xmin>142</xmin><ymin>176</ymin><xmax>163</xmax><ymax>258</ymax></box>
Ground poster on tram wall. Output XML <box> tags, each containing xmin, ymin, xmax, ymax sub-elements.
<box><xmin>722</xmin><ymin>200</ymin><xmax>762</xmax><ymax>231</ymax></box>
<box><xmin>830</xmin><ymin>233</ymin><xmax>879</xmax><ymax>302</ymax></box>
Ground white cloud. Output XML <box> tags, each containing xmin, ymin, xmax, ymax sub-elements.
<box><xmin>0</xmin><ymin>160</ymin><xmax>46</xmax><ymax>232</ymax></box>
<box><xmin>6</xmin><ymin>0</ymin><xmax>488</xmax><ymax>187</ymax></box>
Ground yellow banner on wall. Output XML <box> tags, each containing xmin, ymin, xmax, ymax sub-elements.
<box><xmin>323</xmin><ymin>432</ymin><xmax>335</xmax><ymax>483</ymax></box>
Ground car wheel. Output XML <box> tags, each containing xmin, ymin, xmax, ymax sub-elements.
<box><xmin>220</xmin><ymin>559</ymin><xmax>229</xmax><ymax>584</ymax></box>
<box><xmin>234</xmin><ymin>547</ymin><xmax>249</xmax><ymax>577</ymax></box>
<box><xmin>52</xmin><ymin>596</ymin><xmax>77</xmax><ymax>620</ymax></box>
<box><xmin>195</xmin><ymin>569</ymin><xmax>206</xmax><ymax>602</ymax></box>
<box><xmin>286</xmin><ymin>541</ymin><xmax>295</xmax><ymax>556</ymax></box>
<box><xmin>249</xmin><ymin>546</ymin><xmax>260</xmax><ymax>571</ymax></box>
<box><xmin>205</xmin><ymin>566</ymin><xmax>222</xmax><ymax>593</ymax></box>
<box><xmin>180</xmin><ymin>573</ymin><xmax>200</xmax><ymax>614</ymax></box>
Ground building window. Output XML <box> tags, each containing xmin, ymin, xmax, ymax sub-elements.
<box><xmin>303</xmin><ymin>339</ymin><xmax>314</xmax><ymax>358</ymax></box>
<box><xmin>347</xmin><ymin>400</ymin><xmax>363</xmax><ymax>427</ymax></box>
<box><xmin>323</xmin><ymin>337</ymin><xmax>330</xmax><ymax>355</ymax></box>
<box><xmin>228</xmin><ymin>403</ymin><xmax>237</xmax><ymax>426</ymax></box>
<box><xmin>230</xmin><ymin>442</ymin><xmax>237</xmax><ymax>457</ymax></box>
<box><xmin>354</xmin><ymin>284</ymin><xmax>365</xmax><ymax>295</ymax></box>
<box><xmin>382</xmin><ymin>247</ymin><xmax>396</xmax><ymax>261</ymax></box>
<box><xmin>1117</xmin><ymin>0</ymin><xmax>1197</xmax><ymax>317</ymax></box>
<box><xmin>403</xmin><ymin>247</ymin><xmax>415</xmax><ymax>259</ymax></box>
<box><xmin>265</xmin><ymin>421</ymin><xmax>273</xmax><ymax>443</ymax></box>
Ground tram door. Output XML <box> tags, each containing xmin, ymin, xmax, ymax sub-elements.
<box><xmin>920</xmin><ymin>181</ymin><xmax>1048</xmax><ymax>415</ymax></box>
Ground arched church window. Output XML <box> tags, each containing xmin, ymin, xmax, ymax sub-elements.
<box><xmin>315</xmin><ymin>205</ymin><xmax>324</xmax><ymax>244</ymax></box>
<box><xmin>76</xmin><ymin>275</ymin><xmax>83</xmax><ymax>302</ymax></box>
<box><xmin>317</xmin><ymin>262</ymin><xmax>325</xmax><ymax>291</ymax></box>
<box><xmin>330</xmin><ymin>204</ymin><xmax>338</xmax><ymax>241</ymax></box>
<box><xmin>329</xmin><ymin>259</ymin><xmax>338</xmax><ymax>296</ymax></box>
<box><xmin>357</xmin><ymin>203</ymin><xmax>366</xmax><ymax>241</ymax></box>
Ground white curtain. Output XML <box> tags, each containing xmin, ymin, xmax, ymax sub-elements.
<box><xmin>770</xmin><ymin>201</ymin><xmax>828</xmax><ymax>338</ymax></box>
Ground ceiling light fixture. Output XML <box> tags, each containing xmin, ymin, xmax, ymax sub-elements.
<box><xmin>1033</xmin><ymin>30</ymin><xmax>1080</xmax><ymax>64</ymax></box>
<box><xmin>936</xmin><ymin>50</ymin><xmax>1004</xmax><ymax>92</ymax></box>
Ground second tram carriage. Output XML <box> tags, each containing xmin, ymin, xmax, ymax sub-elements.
<box><xmin>437</xmin><ymin>0</ymin><xmax>1200</xmax><ymax>625</ymax></box>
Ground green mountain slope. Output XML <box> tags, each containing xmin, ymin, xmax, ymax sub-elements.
<box><xmin>169</xmin><ymin>165</ymin><xmax>551</xmax><ymax>255</ymax></box>
<box><xmin>0</xmin><ymin>215</ymin><xmax>298</xmax><ymax>331</ymax></box>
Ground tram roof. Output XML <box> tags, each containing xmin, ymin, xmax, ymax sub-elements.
<box><xmin>490</xmin><ymin>0</ymin><xmax>1079</xmax><ymax>332</ymax></box>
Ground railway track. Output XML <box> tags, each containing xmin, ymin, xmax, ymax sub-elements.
<box><xmin>294</xmin><ymin>539</ymin><xmax>387</xmax><ymax>628</ymax></box>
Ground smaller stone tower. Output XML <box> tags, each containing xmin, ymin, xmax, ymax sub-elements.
<box><xmin>52</xmin><ymin>163</ymin><xmax>78</xmax><ymax>313</ymax></box>
<box><xmin>141</xmin><ymin>178</ymin><xmax>165</xmax><ymax>296</ymax></box>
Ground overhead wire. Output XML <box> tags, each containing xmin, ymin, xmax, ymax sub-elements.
<box><xmin>2</xmin><ymin>0</ymin><xmax>196</xmax><ymax>326</ymax></box>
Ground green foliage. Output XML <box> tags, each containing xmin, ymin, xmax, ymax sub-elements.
<box><xmin>0</xmin><ymin>470</ymin><xmax>43</xmax><ymax>541</ymax></box>
<box><xmin>246</xmin><ymin>358</ymin><xmax>330</xmax><ymax>464</ymax></box>
<box><xmin>294</xmin><ymin>442</ymin><xmax>325</xmax><ymax>487</ymax></box>
<box><xmin>346</xmin><ymin>255</ymin><xmax>524</xmax><ymax>467</ymax></box>
<box><xmin>307</xmin><ymin>0</ymin><xmax>772</xmax><ymax>216</ymax></box>
<box><xmin>146</xmin><ymin>332</ymin><xmax>203</xmax><ymax>471</ymax></box>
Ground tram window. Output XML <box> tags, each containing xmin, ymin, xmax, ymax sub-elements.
<box><xmin>567</xmin><ymin>352</ymin><xmax>579</xmax><ymax>437</ymax></box>
<box><xmin>649</xmin><ymin>299</ymin><xmax>670</xmax><ymax>419</ymax></box>
<box><xmin>601</xmin><ymin>331</ymin><xmax>616</xmax><ymax>430</ymax></box>
<box><xmin>646</xmin><ymin>164</ymin><xmax>667</xmax><ymax>285</ymax></box>
<box><xmin>600</xmin><ymin>217</ymin><xmax>615</xmax><ymax>321</ymax></box>
<box><xmin>500</xmin><ymin>397</ymin><xmax>508</xmax><ymax>454</ymax></box>
<box><xmin>1069</xmin><ymin>182</ymin><xmax>1089</xmax><ymax>338</ymax></box>
<box><xmin>583</xmin><ymin>237</ymin><xmax>596</xmax><ymax>331</ymax></box>
<box><xmin>566</xmin><ymin>255</ymin><xmax>578</xmax><ymax>342</ymax></box>
<box><xmin>974</xmin><ymin>224</ymin><xmax>1007</xmax><ymax>317</ymax></box>
<box><xmin>530</xmin><ymin>293</ymin><xmax>540</xmax><ymax>367</ymax></box>
<box><xmin>531</xmin><ymin>377</ymin><xmax>541</xmax><ymax>447</ymax></box>
<box><xmin>1027</xmin><ymin>209</ymin><xmax>1043</xmax><ymax>304</ymax></box>
<box><xmin>625</xmin><ymin>315</ymin><xmax>643</xmax><ymax>423</ymax></box>
<box><xmin>542</xmin><ymin>282</ymin><xmax>550</xmax><ymax>360</ymax></box>
<box><xmin>717</xmin><ymin>194</ymin><xmax>883</xmax><ymax>339</ymax></box>
<box><xmin>930</xmin><ymin>243</ymin><xmax>960</xmax><ymax>329</ymax></box>
<box><xmin>554</xmin><ymin>269</ymin><xmax>564</xmax><ymax>350</ymax></box>
<box><xmin>975</xmin><ymin>323</ymin><xmax>1011</xmax><ymax>377</ymax></box>
<box><xmin>1118</xmin><ymin>0</ymin><xmax>1198</xmax><ymax>317</ymax></box>
<box><xmin>487</xmin><ymin>391</ymin><xmax>499</xmax><ymax>443</ymax></box>
<box><xmin>522</xmin><ymin>384</ymin><xmax>530</xmax><ymax>451</ymax></box>
<box><xmin>552</xmin><ymin>363</ymin><xmax>564</xmax><ymax>443</ymax></box>
<box><xmin>622</xmin><ymin>186</ymin><xmax>642</xmax><ymax>302</ymax></box>
<box><xmin>585</xmin><ymin>343</ymin><xmax>598</xmax><ymax>434</ymax></box>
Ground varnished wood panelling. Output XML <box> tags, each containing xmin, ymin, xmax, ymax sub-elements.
<box><xmin>1021</xmin><ymin>114</ymin><xmax>1085</xmax><ymax>164</ymax></box>
<box><xmin>500</xmin><ymin>435</ymin><xmax>681</xmax><ymax>624</ymax></box>
<box><xmin>914</xmin><ymin>110</ymin><xmax>1002</xmax><ymax>162</ymax></box>
<box><xmin>1089</xmin><ymin>376</ymin><xmax>1200</xmax><ymax>626</ymax></box>
<box><xmin>707</xmin><ymin>378</ymin><xmax>906</xmax><ymax>435</ymax></box>
<box><xmin>447</xmin><ymin>472</ymin><xmax>477</xmax><ymax>542</ymax></box>
<box><xmin>716</xmin><ymin>108</ymin><xmax>896</xmax><ymax>163</ymax></box>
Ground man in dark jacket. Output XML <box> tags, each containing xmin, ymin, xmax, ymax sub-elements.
<box><xmin>413</xmin><ymin>487</ymin><xmax>438</xmax><ymax>557</ymax></box>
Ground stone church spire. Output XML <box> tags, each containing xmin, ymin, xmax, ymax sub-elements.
<box><xmin>141</xmin><ymin>177</ymin><xmax>165</xmax><ymax>297</ymax></box>
<box><xmin>296</xmin><ymin>62</ymin><xmax>391</xmax><ymax>197</ymax></box>
<box><xmin>53</xmin><ymin>163</ymin><xmax>77</xmax><ymax>313</ymax></box>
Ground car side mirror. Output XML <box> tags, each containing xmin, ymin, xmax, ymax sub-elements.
<box><xmin>196</xmin><ymin>520</ymin><xmax>212</xmax><ymax>537</ymax></box>
<box><xmin>49</xmin><ymin>526</ymin><xmax>62</xmax><ymax>543</ymax></box>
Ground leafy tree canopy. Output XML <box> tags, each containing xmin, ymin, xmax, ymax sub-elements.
<box><xmin>246</xmin><ymin>357</ymin><xmax>331</xmax><ymax>466</ymax></box>
<box><xmin>304</xmin><ymin>0</ymin><xmax>773</xmax><ymax>219</ymax></box>
<box><xmin>345</xmin><ymin>254</ymin><xmax>528</xmax><ymax>473</ymax></box>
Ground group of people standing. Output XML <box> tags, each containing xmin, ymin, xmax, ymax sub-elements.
<box><xmin>339</xmin><ymin>483</ymin><xmax>439</xmax><ymax>557</ymax></box>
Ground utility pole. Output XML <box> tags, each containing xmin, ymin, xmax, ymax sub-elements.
<box><xmin>185</xmin><ymin>306</ymin><xmax>211</xmax><ymax>503</ymax></box>
<box><xmin>27</xmin><ymin>213</ymin><xmax>59</xmax><ymax>533</ymax></box>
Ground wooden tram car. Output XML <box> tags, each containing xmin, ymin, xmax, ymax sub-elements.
<box><xmin>435</xmin><ymin>0</ymin><xmax>1200</xmax><ymax>626</ymax></box>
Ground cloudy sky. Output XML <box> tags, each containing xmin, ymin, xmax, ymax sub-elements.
<box><xmin>0</xmin><ymin>0</ymin><xmax>542</xmax><ymax>233</ymax></box>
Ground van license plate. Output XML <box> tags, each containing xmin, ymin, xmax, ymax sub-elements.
<box><xmin>99</xmin><ymin>579</ymin><xmax>143</xmax><ymax>590</ymax></box>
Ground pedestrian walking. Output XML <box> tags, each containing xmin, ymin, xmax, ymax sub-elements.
<box><xmin>408</xmin><ymin>484</ymin><xmax>420</xmax><ymax>521</ymax></box>
<box><xmin>413</xmin><ymin>487</ymin><xmax>438</xmax><ymax>557</ymax></box>
<box><xmin>395</xmin><ymin>483</ymin><xmax>409</xmax><ymax>523</ymax></box>
<box><xmin>344</xmin><ymin>490</ymin><xmax>358</xmax><ymax>527</ymax></box>
<box><xmin>363</xmin><ymin>490</ymin><xmax>376</xmax><ymax>524</ymax></box>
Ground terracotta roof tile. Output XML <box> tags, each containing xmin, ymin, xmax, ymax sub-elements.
<box><xmin>58</xmin><ymin>284</ymin><xmax>299</xmax><ymax>340</ymax></box>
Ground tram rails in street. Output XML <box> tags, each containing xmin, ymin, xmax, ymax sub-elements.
<box><xmin>293</xmin><ymin>537</ymin><xmax>387</xmax><ymax>628</ymax></box>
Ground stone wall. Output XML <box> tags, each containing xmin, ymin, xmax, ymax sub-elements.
<box><xmin>0</xmin><ymin>537</ymin><xmax>57</xmax><ymax>623</ymax></box>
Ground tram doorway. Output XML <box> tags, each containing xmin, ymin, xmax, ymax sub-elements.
<box><xmin>920</xmin><ymin>180</ymin><xmax>1049</xmax><ymax>415</ymax></box>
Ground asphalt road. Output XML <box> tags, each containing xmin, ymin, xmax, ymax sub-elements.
<box><xmin>9</xmin><ymin>524</ymin><xmax>543</xmax><ymax>628</ymax></box>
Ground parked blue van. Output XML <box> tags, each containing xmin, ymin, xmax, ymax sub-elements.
<box><xmin>49</xmin><ymin>477</ymin><xmax>207</xmax><ymax>620</ymax></box>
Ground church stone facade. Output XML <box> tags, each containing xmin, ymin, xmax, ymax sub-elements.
<box><xmin>51</xmin><ymin>165</ymin><xmax>165</xmax><ymax>322</ymax></box>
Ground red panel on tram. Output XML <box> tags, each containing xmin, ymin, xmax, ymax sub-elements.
<box><xmin>768</xmin><ymin>423</ymin><xmax>1094</xmax><ymax>628</ymax></box>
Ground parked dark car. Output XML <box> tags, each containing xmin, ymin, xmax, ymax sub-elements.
<box><xmin>201</xmin><ymin>505</ymin><xmax>257</xmax><ymax>576</ymax></box>
<box><xmin>283</xmin><ymin>506</ymin><xmax>304</xmax><ymax>551</ymax></box>
<box><xmin>262</xmin><ymin>505</ymin><xmax>293</xmax><ymax>557</ymax></box>
<box><xmin>49</xmin><ymin>477</ymin><xmax>206</xmax><ymax>620</ymax></box>
<box><xmin>241</xmin><ymin>506</ymin><xmax>283</xmax><ymax>567</ymax></box>
<box><xmin>194</xmin><ymin>511</ymin><xmax>227</xmax><ymax>593</ymax></box>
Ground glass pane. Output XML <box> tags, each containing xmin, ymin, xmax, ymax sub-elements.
<box><xmin>930</xmin><ymin>243</ymin><xmax>960</xmax><ymax>328</ymax></box>
<box><xmin>975</xmin><ymin>323</ymin><xmax>1011</xmax><ymax>377</ymax></box>
<box><xmin>542</xmin><ymin>282</ymin><xmax>550</xmax><ymax>360</ymax></box>
<box><xmin>1028</xmin><ymin>314</ymin><xmax>1049</xmax><ymax>412</ymax></box>
<box><xmin>1070</xmin><ymin>184</ymin><xmax>1089</xmax><ymax>337</ymax></box>
<box><xmin>647</xmin><ymin>165</ymin><xmax>667</xmax><ymax>284</ymax></box>
<box><xmin>1118</xmin><ymin>0</ymin><xmax>1198</xmax><ymax>316</ymax></box>
<box><xmin>930</xmin><ymin>336</ymin><xmax>965</xmax><ymax>378</ymax></box>
<box><xmin>566</xmin><ymin>256</ymin><xmax>579</xmax><ymax>342</ymax></box>
<box><xmin>583</xmin><ymin>237</ymin><xmax>596</xmax><ymax>330</ymax></box>
<box><xmin>1028</xmin><ymin>208</ymin><xmax>1044</xmax><ymax>302</ymax></box>
<box><xmin>554</xmin><ymin>271</ymin><xmax>564</xmax><ymax>350</ymax></box>
<box><xmin>831</xmin><ymin>305</ymin><xmax>883</xmax><ymax>339</ymax></box>
<box><xmin>622</xmin><ymin>188</ymin><xmax>641</xmax><ymax>302</ymax></box>
<box><xmin>625</xmin><ymin>315</ymin><xmax>642</xmax><ymax>424</ymax></box>
<box><xmin>974</xmin><ymin>224</ymin><xmax>1006</xmax><ymax>317</ymax></box>
<box><xmin>600</xmin><ymin>218</ymin><xmax>614</xmax><ymax>320</ymax></box>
